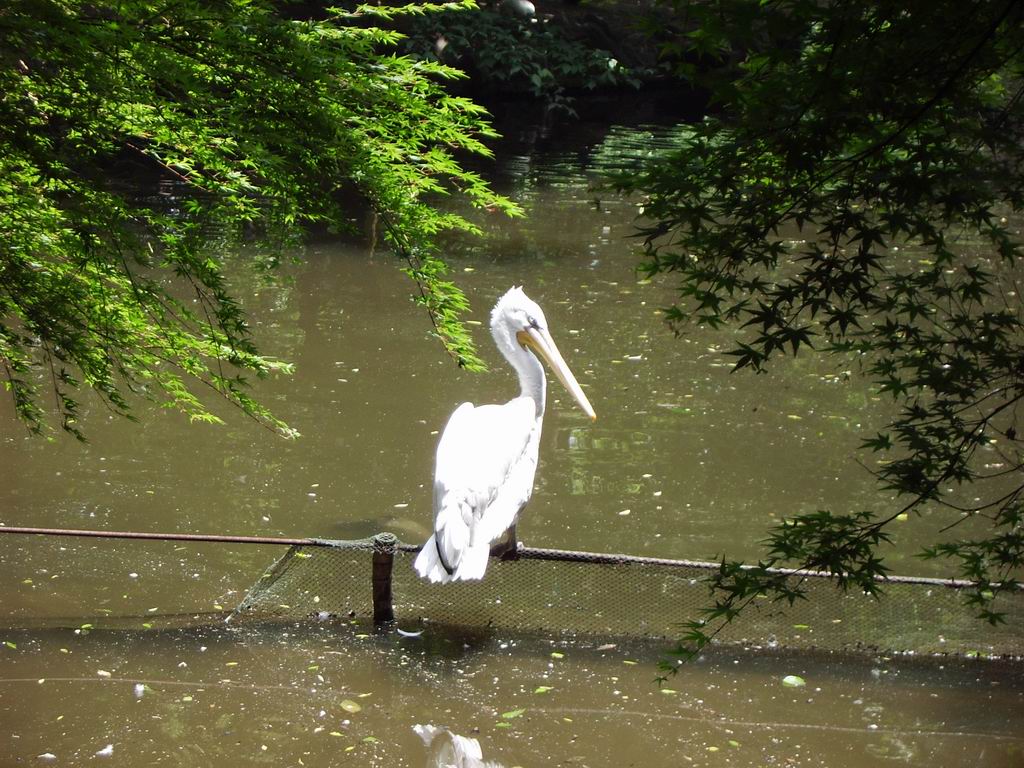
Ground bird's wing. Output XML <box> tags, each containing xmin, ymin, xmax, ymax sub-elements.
<box><xmin>433</xmin><ymin>398</ymin><xmax>536</xmax><ymax>538</ymax></box>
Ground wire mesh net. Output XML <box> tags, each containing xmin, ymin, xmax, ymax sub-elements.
<box><xmin>231</xmin><ymin>536</ymin><xmax>1024</xmax><ymax>658</ymax></box>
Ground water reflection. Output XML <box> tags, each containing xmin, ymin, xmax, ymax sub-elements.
<box><xmin>414</xmin><ymin>724</ymin><xmax>504</xmax><ymax>768</ymax></box>
<box><xmin>1</xmin><ymin>620</ymin><xmax>1019</xmax><ymax>767</ymax></box>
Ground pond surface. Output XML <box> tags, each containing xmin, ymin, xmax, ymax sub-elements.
<box><xmin>1</xmin><ymin>103</ymin><xmax>1022</xmax><ymax>765</ymax></box>
<box><xmin>2</xmin><ymin>622</ymin><xmax>1022</xmax><ymax>767</ymax></box>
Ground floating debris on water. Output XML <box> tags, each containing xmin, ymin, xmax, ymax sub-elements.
<box><xmin>340</xmin><ymin>699</ymin><xmax>362</xmax><ymax>714</ymax></box>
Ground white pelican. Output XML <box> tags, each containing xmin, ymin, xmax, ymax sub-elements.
<box><xmin>413</xmin><ymin>287</ymin><xmax>595</xmax><ymax>583</ymax></box>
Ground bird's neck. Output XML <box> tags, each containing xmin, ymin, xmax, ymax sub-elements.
<box><xmin>498</xmin><ymin>337</ymin><xmax>546</xmax><ymax>420</ymax></box>
<box><xmin>515</xmin><ymin>350</ymin><xmax>546</xmax><ymax>419</ymax></box>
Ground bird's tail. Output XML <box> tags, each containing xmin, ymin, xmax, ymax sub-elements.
<box><xmin>413</xmin><ymin>533</ymin><xmax>455</xmax><ymax>584</ymax></box>
<box><xmin>452</xmin><ymin>540</ymin><xmax>490</xmax><ymax>581</ymax></box>
<box><xmin>414</xmin><ymin>493</ymin><xmax>492</xmax><ymax>583</ymax></box>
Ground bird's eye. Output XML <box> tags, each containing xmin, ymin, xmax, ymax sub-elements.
<box><xmin>527</xmin><ymin>315</ymin><xmax>540</xmax><ymax>330</ymax></box>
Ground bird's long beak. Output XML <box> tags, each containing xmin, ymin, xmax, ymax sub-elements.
<box><xmin>518</xmin><ymin>328</ymin><xmax>596</xmax><ymax>420</ymax></box>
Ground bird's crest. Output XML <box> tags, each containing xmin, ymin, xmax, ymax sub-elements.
<box><xmin>491</xmin><ymin>285</ymin><xmax>526</xmax><ymax>322</ymax></box>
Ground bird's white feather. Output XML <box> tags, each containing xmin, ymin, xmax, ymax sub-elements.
<box><xmin>415</xmin><ymin>398</ymin><xmax>538</xmax><ymax>583</ymax></box>
<box><xmin>415</xmin><ymin>287</ymin><xmax>594</xmax><ymax>584</ymax></box>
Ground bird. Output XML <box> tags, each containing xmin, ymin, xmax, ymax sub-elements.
<box><xmin>413</xmin><ymin>287</ymin><xmax>595</xmax><ymax>583</ymax></box>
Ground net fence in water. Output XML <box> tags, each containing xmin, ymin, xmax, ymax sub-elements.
<box><xmin>231</xmin><ymin>535</ymin><xmax>1024</xmax><ymax>658</ymax></box>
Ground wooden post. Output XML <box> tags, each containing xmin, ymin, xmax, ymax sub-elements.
<box><xmin>372</xmin><ymin>532</ymin><xmax>397</xmax><ymax>624</ymax></box>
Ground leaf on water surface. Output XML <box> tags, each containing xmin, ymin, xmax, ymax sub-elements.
<box><xmin>728</xmin><ymin>740</ymin><xmax>741</xmax><ymax>747</ymax></box>
<box><xmin>533</xmin><ymin>686</ymin><xmax>553</xmax><ymax>694</ymax></box>
<box><xmin>97</xmin><ymin>670</ymin><xmax>111</xmax><ymax>678</ymax></box>
<box><xmin>329</xmin><ymin>731</ymin><xmax>343</xmax><ymax>737</ymax></box>
<box><xmin>357</xmin><ymin>693</ymin><xmax>373</xmax><ymax>698</ymax></box>
<box><xmin>660</xmin><ymin>688</ymin><xmax>677</xmax><ymax>695</ymax></box>
<box><xmin>623</xmin><ymin>660</ymin><xmax>638</xmax><ymax>665</ymax></box>
<box><xmin>501</xmin><ymin>708</ymin><xmax>526</xmax><ymax>719</ymax></box>
<box><xmin>362</xmin><ymin>736</ymin><xmax>378</xmax><ymax>743</ymax></box>
<box><xmin>340</xmin><ymin>700</ymin><xmax>362</xmax><ymax>714</ymax></box>
<box><xmin>550</xmin><ymin>652</ymin><xmax>564</xmax><ymax>659</ymax></box>
<box><xmin>4</xmin><ymin>641</ymin><xmax>16</xmax><ymax>650</ymax></box>
<box><xmin>792</xmin><ymin>624</ymin><xmax>810</xmax><ymax>630</ymax></box>
<box><xmin>495</xmin><ymin>722</ymin><xmax>512</xmax><ymax>729</ymax></box>
<box><xmin>781</xmin><ymin>675</ymin><xmax>806</xmax><ymax>688</ymax></box>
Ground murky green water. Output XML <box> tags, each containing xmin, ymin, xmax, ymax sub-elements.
<box><xmin>1</xmin><ymin>111</ymin><xmax>1022</xmax><ymax>764</ymax></box>
<box><xmin>2</xmin><ymin>622</ymin><xmax>1022</xmax><ymax>767</ymax></box>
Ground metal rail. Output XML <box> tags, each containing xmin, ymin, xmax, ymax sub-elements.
<box><xmin>0</xmin><ymin>524</ymin><xmax>991</xmax><ymax>589</ymax></box>
<box><xmin>0</xmin><ymin>525</ymin><xmax>314</xmax><ymax>547</ymax></box>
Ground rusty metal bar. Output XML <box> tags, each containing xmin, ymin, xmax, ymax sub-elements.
<box><xmin>0</xmin><ymin>524</ymin><xmax>1002</xmax><ymax>591</ymax></box>
<box><xmin>0</xmin><ymin>525</ymin><xmax>314</xmax><ymax>547</ymax></box>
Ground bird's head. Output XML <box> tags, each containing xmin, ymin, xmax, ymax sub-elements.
<box><xmin>491</xmin><ymin>287</ymin><xmax>596</xmax><ymax>420</ymax></box>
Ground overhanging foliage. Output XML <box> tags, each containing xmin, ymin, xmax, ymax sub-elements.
<box><xmin>616</xmin><ymin>0</ymin><xmax>1024</xmax><ymax>664</ymax></box>
<box><xmin>1</xmin><ymin>0</ymin><xmax>517</xmax><ymax>438</ymax></box>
